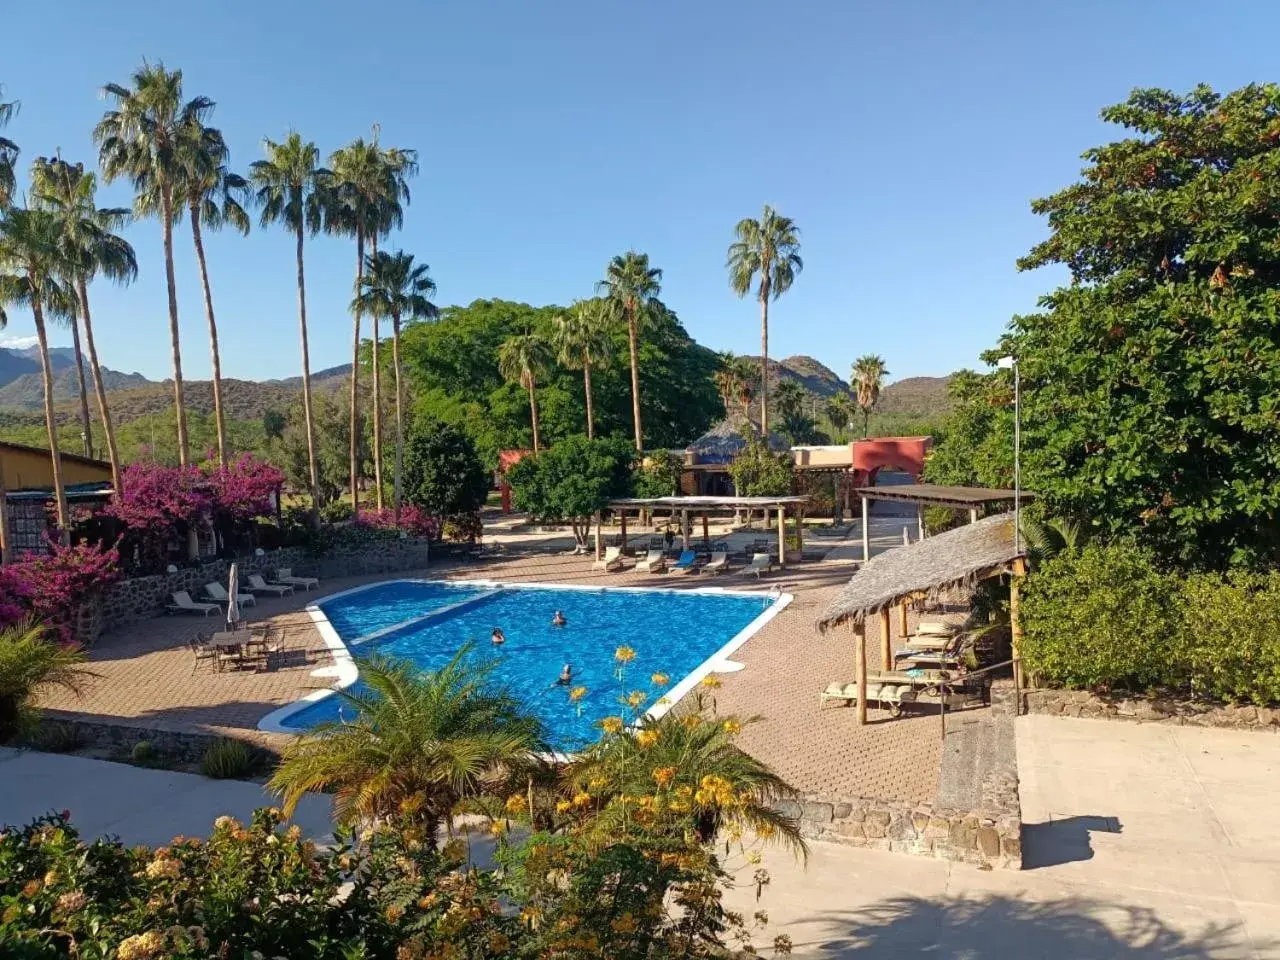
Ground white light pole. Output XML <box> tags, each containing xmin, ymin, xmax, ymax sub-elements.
<box><xmin>997</xmin><ymin>355</ymin><xmax>1020</xmax><ymax>553</ymax></box>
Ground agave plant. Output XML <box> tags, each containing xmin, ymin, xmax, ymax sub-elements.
<box><xmin>0</xmin><ymin>619</ymin><xmax>95</xmax><ymax>743</ymax></box>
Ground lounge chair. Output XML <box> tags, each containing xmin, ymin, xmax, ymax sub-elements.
<box><xmin>739</xmin><ymin>552</ymin><xmax>775</xmax><ymax>579</ymax></box>
<box><xmin>592</xmin><ymin>546</ymin><xmax>625</xmax><ymax>571</ymax></box>
<box><xmin>246</xmin><ymin>574</ymin><xmax>293</xmax><ymax>598</ymax></box>
<box><xmin>703</xmin><ymin>549</ymin><xmax>729</xmax><ymax>576</ymax></box>
<box><xmin>204</xmin><ymin>582</ymin><xmax>257</xmax><ymax>607</ymax></box>
<box><xmin>167</xmin><ymin>591</ymin><xmax>219</xmax><ymax>617</ymax></box>
<box><xmin>275</xmin><ymin>568</ymin><xmax>319</xmax><ymax>591</ymax></box>
<box><xmin>896</xmin><ymin>634</ymin><xmax>974</xmax><ymax>671</ymax></box>
<box><xmin>668</xmin><ymin>549</ymin><xmax>698</xmax><ymax>575</ymax></box>
<box><xmin>821</xmin><ymin>669</ymin><xmax>975</xmax><ymax>716</ymax></box>
<box><xmin>635</xmin><ymin>548</ymin><xmax>667</xmax><ymax>573</ymax></box>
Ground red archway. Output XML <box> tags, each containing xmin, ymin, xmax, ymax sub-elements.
<box><xmin>850</xmin><ymin>436</ymin><xmax>932</xmax><ymax>487</ymax></box>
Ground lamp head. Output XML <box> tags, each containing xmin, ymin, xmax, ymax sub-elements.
<box><xmin>996</xmin><ymin>356</ymin><xmax>1016</xmax><ymax>370</ymax></box>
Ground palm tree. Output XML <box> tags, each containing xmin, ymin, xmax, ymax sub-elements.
<box><xmin>726</xmin><ymin>206</ymin><xmax>803</xmax><ymax>435</ymax></box>
<box><xmin>29</xmin><ymin>157</ymin><xmax>137</xmax><ymax>488</ymax></box>
<box><xmin>498</xmin><ymin>331</ymin><xmax>553</xmax><ymax>453</ymax></box>
<box><xmin>0</xmin><ymin>207</ymin><xmax>77</xmax><ymax>542</ymax></box>
<box><xmin>95</xmin><ymin>62</ymin><xmax>209</xmax><ymax>467</ymax></box>
<box><xmin>354</xmin><ymin>249</ymin><xmax>437</xmax><ymax>520</ymax></box>
<box><xmin>0</xmin><ymin>86</ymin><xmax>18</xmax><ymax>210</ymax></box>
<box><xmin>552</xmin><ymin>299</ymin><xmax>613</xmax><ymax>439</ymax></box>
<box><xmin>270</xmin><ymin>649</ymin><xmax>545</xmax><ymax>845</ymax></box>
<box><xmin>250</xmin><ymin>133</ymin><xmax>328</xmax><ymax>520</ymax></box>
<box><xmin>597</xmin><ymin>251</ymin><xmax>661</xmax><ymax>451</ymax></box>
<box><xmin>852</xmin><ymin>354</ymin><xmax>889</xmax><ymax>437</ymax></box>
<box><xmin>824</xmin><ymin>392</ymin><xmax>854</xmax><ymax>436</ymax></box>
<box><xmin>169</xmin><ymin>117</ymin><xmax>250</xmax><ymax>468</ymax></box>
<box><xmin>772</xmin><ymin>379</ymin><xmax>805</xmax><ymax>426</ymax></box>
<box><xmin>0</xmin><ymin>619</ymin><xmax>94</xmax><ymax>744</ymax></box>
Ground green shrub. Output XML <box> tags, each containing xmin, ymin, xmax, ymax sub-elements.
<box><xmin>29</xmin><ymin>721</ymin><xmax>82</xmax><ymax>753</ymax></box>
<box><xmin>201</xmin><ymin>738</ymin><xmax>256</xmax><ymax>779</ymax></box>
<box><xmin>320</xmin><ymin>499</ymin><xmax>354</xmax><ymax>524</ymax></box>
<box><xmin>131</xmin><ymin>740</ymin><xmax>155</xmax><ymax>765</ymax></box>
<box><xmin>1182</xmin><ymin>572</ymin><xmax>1280</xmax><ymax>705</ymax></box>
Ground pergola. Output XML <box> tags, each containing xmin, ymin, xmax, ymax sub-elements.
<box><xmin>604</xmin><ymin>495</ymin><xmax>810</xmax><ymax>566</ymax></box>
<box><xmin>855</xmin><ymin>483</ymin><xmax>1030</xmax><ymax>562</ymax></box>
<box><xmin>816</xmin><ymin>513</ymin><xmax>1028</xmax><ymax>724</ymax></box>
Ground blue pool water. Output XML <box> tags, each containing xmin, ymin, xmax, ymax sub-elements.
<box><xmin>281</xmin><ymin>580</ymin><xmax>776</xmax><ymax>750</ymax></box>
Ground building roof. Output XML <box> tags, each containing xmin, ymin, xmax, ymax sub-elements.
<box><xmin>608</xmin><ymin>495</ymin><xmax>809</xmax><ymax>510</ymax></box>
<box><xmin>0</xmin><ymin>440</ymin><xmax>112</xmax><ymax>471</ymax></box>
<box><xmin>817</xmin><ymin>513</ymin><xmax>1023</xmax><ymax>631</ymax></box>
<box><xmin>853</xmin><ymin>483</ymin><xmax>1031</xmax><ymax>508</ymax></box>
<box><xmin>686</xmin><ymin>413</ymin><xmax>789</xmax><ymax>463</ymax></box>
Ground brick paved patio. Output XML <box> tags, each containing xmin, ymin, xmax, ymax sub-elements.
<box><xmin>38</xmin><ymin>548</ymin><xmax>972</xmax><ymax>804</ymax></box>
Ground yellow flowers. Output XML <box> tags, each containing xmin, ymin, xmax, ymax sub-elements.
<box><xmin>599</xmin><ymin>715</ymin><xmax>624</xmax><ymax>734</ymax></box>
<box><xmin>117</xmin><ymin>931</ymin><xmax>166</xmax><ymax>960</ymax></box>
<box><xmin>555</xmin><ymin>800</ymin><xmax>573</xmax><ymax>814</ymax></box>
<box><xmin>626</xmin><ymin>690</ymin><xmax>648</xmax><ymax>709</ymax></box>
<box><xmin>568</xmin><ymin>686</ymin><xmax>587</xmax><ymax>702</ymax></box>
<box><xmin>650</xmin><ymin>672</ymin><xmax>670</xmax><ymax>687</ymax></box>
<box><xmin>611</xmin><ymin>911</ymin><xmax>639</xmax><ymax>934</ymax></box>
<box><xmin>504</xmin><ymin>793</ymin><xmax>528</xmax><ymax>815</ymax></box>
<box><xmin>723</xmin><ymin>718</ymin><xmax>743</xmax><ymax>735</ymax></box>
<box><xmin>385</xmin><ymin>903</ymin><xmax>405</xmax><ymax>923</ymax></box>
<box><xmin>587</xmin><ymin>776</ymin><xmax>608</xmax><ymax>791</ymax></box>
<box><xmin>489</xmin><ymin>820</ymin><xmax>507</xmax><ymax>837</ymax></box>
<box><xmin>145</xmin><ymin>857</ymin><xmax>181</xmax><ymax>880</ymax></box>
<box><xmin>614</xmin><ymin>645</ymin><xmax>636</xmax><ymax>664</ymax></box>
<box><xmin>635</xmin><ymin>728</ymin><xmax>660</xmax><ymax>748</ymax></box>
<box><xmin>651</xmin><ymin>766</ymin><xmax>678</xmax><ymax>788</ymax></box>
<box><xmin>571</xmin><ymin>791</ymin><xmax>593</xmax><ymax>809</ymax></box>
<box><xmin>21</xmin><ymin>879</ymin><xmax>41</xmax><ymax>898</ymax></box>
<box><xmin>700</xmin><ymin>675</ymin><xmax>722</xmax><ymax>689</ymax></box>
<box><xmin>694</xmin><ymin>774</ymin><xmax>736</xmax><ymax>808</ymax></box>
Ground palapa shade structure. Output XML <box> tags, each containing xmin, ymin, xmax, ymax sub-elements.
<box><xmin>816</xmin><ymin>513</ymin><xmax>1028</xmax><ymax>724</ymax></box>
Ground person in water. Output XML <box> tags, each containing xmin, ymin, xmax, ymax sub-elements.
<box><xmin>491</xmin><ymin>627</ymin><xmax>506</xmax><ymax>645</ymax></box>
<box><xmin>556</xmin><ymin>663</ymin><xmax>573</xmax><ymax>685</ymax></box>
<box><xmin>551</xmin><ymin>610</ymin><xmax>567</xmax><ymax>627</ymax></box>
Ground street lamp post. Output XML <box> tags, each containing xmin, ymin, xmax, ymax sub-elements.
<box><xmin>997</xmin><ymin>355</ymin><xmax>1020</xmax><ymax>553</ymax></box>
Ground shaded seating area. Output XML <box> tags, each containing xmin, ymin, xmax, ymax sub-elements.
<box><xmin>854</xmin><ymin>483</ymin><xmax>1030</xmax><ymax>562</ymax></box>
<box><xmin>817</xmin><ymin>513</ymin><xmax>1028</xmax><ymax>724</ymax></box>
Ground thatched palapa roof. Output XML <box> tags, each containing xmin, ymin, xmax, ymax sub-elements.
<box><xmin>817</xmin><ymin>513</ymin><xmax>1023</xmax><ymax>632</ymax></box>
<box><xmin>687</xmin><ymin>412</ymin><xmax>788</xmax><ymax>464</ymax></box>
<box><xmin>854</xmin><ymin>483</ymin><xmax>1031</xmax><ymax>508</ymax></box>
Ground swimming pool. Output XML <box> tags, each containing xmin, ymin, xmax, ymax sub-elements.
<box><xmin>259</xmin><ymin>579</ymin><xmax>789</xmax><ymax>751</ymax></box>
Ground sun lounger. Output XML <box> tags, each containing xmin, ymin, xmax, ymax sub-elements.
<box><xmin>167</xmin><ymin>591</ymin><xmax>219</xmax><ymax>617</ymax></box>
<box><xmin>704</xmin><ymin>549</ymin><xmax>729</xmax><ymax>576</ymax></box>
<box><xmin>895</xmin><ymin>633</ymin><xmax>973</xmax><ymax>670</ymax></box>
<box><xmin>668</xmin><ymin>549</ymin><xmax>698</xmax><ymax>574</ymax></box>
<box><xmin>204</xmin><ymin>582</ymin><xmax>257</xmax><ymax>607</ymax></box>
<box><xmin>592</xmin><ymin>546</ymin><xmax>625</xmax><ymax>571</ymax></box>
<box><xmin>821</xmin><ymin>669</ymin><xmax>977</xmax><ymax>716</ymax></box>
<box><xmin>635</xmin><ymin>548</ymin><xmax>667</xmax><ymax>573</ymax></box>
<box><xmin>246</xmin><ymin>574</ymin><xmax>293</xmax><ymax>597</ymax></box>
<box><xmin>275</xmin><ymin>568</ymin><xmax>319</xmax><ymax>591</ymax></box>
<box><xmin>739</xmin><ymin>552</ymin><xmax>775</xmax><ymax>578</ymax></box>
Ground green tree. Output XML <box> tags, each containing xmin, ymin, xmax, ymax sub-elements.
<box><xmin>552</xmin><ymin>298</ymin><xmax>613</xmax><ymax>439</ymax></box>
<box><xmin>354</xmin><ymin>249</ymin><xmax>437</xmax><ymax>521</ymax></box>
<box><xmin>250</xmin><ymin>132</ymin><xmax>329</xmax><ymax>518</ymax></box>
<box><xmin>597</xmin><ymin>251</ymin><xmax>662</xmax><ymax>451</ymax></box>
<box><xmin>825</xmin><ymin>392</ymin><xmax>854</xmax><ymax>435</ymax></box>
<box><xmin>278</xmin><ymin>391</ymin><xmax>361</xmax><ymax>505</ymax></box>
<box><xmin>923</xmin><ymin>369</ymin><xmax>1011</xmax><ymax>488</ymax></box>
<box><xmin>271</xmin><ymin>649</ymin><xmax>545</xmax><ymax>846</ymax></box>
<box><xmin>0</xmin><ymin>207</ymin><xmax>77</xmax><ymax>539</ymax></box>
<box><xmin>261</xmin><ymin>408</ymin><xmax>286</xmax><ymax>441</ymax></box>
<box><xmin>727</xmin><ymin>205</ymin><xmax>802</xmax><ymax>435</ymax></box>
<box><xmin>28</xmin><ymin>157</ymin><xmax>137</xmax><ymax>487</ymax></box>
<box><xmin>851</xmin><ymin>354</ymin><xmax>889</xmax><ymax>438</ymax></box>
<box><xmin>728</xmin><ymin>434</ymin><xmax>794</xmax><ymax>497</ymax></box>
<box><xmin>0</xmin><ymin>620</ymin><xmax>93</xmax><ymax>743</ymax></box>
<box><xmin>1005</xmin><ymin>84</ymin><xmax>1280</xmax><ymax>569</ymax></box>
<box><xmin>505</xmin><ymin>435</ymin><xmax>634</xmax><ymax>549</ymax></box>
<box><xmin>95</xmin><ymin>62</ymin><xmax>205</xmax><ymax>467</ymax></box>
<box><xmin>0</xmin><ymin>85</ymin><xmax>17</xmax><ymax>210</ymax></box>
<box><xmin>497</xmin><ymin>331</ymin><xmax>554</xmax><ymax>454</ymax></box>
<box><xmin>772</xmin><ymin>379</ymin><xmax>805</xmax><ymax>423</ymax></box>
<box><xmin>401</xmin><ymin>417</ymin><xmax>488</xmax><ymax>527</ymax></box>
<box><xmin>632</xmin><ymin>450</ymin><xmax>683</xmax><ymax>498</ymax></box>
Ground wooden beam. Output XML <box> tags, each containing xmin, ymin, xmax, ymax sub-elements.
<box><xmin>796</xmin><ymin>508</ymin><xmax>804</xmax><ymax>555</ymax></box>
<box><xmin>917</xmin><ymin>504</ymin><xmax>925</xmax><ymax>540</ymax></box>
<box><xmin>861</xmin><ymin>496</ymin><xmax>870</xmax><ymax>563</ymax></box>
<box><xmin>1010</xmin><ymin>556</ymin><xmax>1027</xmax><ymax>699</ymax></box>
<box><xmin>681</xmin><ymin>509</ymin><xmax>690</xmax><ymax>551</ymax></box>
<box><xmin>879</xmin><ymin>607</ymin><xmax>892</xmax><ymax>671</ymax></box>
<box><xmin>593</xmin><ymin>511</ymin><xmax>602</xmax><ymax>560</ymax></box>
<box><xmin>855</xmin><ymin>622</ymin><xmax>868</xmax><ymax>725</ymax></box>
<box><xmin>702</xmin><ymin>514</ymin><xmax>710</xmax><ymax>548</ymax></box>
<box><xmin>619</xmin><ymin>512</ymin><xmax>627</xmax><ymax>552</ymax></box>
<box><xmin>897</xmin><ymin>601</ymin><xmax>908</xmax><ymax>640</ymax></box>
<box><xmin>970</xmin><ymin>507</ymin><xmax>978</xmax><ymax>524</ymax></box>
<box><xmin>776</xmin><ymin>506</ymin><xmax>786</xmax><ymax>566</ymax></box>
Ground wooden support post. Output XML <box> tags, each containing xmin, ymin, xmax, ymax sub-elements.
<box><xmin>903</xmin><ymin>527</ymin><xmax>910</xmax><ymax>546</ymax></box>
<box><xmin>879</xmin><ymin>607</ymin><xmax>892</xmax><ymax>671</ymax></box>
<box><xmin>593</xmin><ymin>511</ymin><xmax>602</xmax><ymax>560</ymax></box>
<box><xmin>797</xmin><ymin>508</ymin><xmax>804</xmax><ymax>555</ymax></box>
<box><xmin>969</xmin><ymin>507</ymin><xmax>978</xmax><ymax>524</ymax></box>
<box><xmin>861</xmin><ymin>496</ymin><xmax>870</xmax><ymax>563</ymax></box>
<box><xmin>917</xmin><ymin>504</ymin><xmax>925</xmax><ymax>541</ymax></box>
<box><xmin>854</xmin><ymin>622</ymin><xmax>868</xmax><ymax>726</ymax></box>
<box><xmin>681</xmin><ymin>510</ymin><xmax>690</xmax><ymax>551</ymax></box>
<box><xmin>777</xmin><ymin>506</ymin><xmax>786</xmax><ymax>566</ymax></box>
<box><xmin>897</xmin><ymin>601</ymin><xmax>908</xmax><ymax>640</ymax></box>
<box><xmin>620</xmin><ymin>512</ymin><xmax>627</xmax><ymax>552</ymax></box>
<box><xmin>1011</xmin><ymin>556</ymin><xmax>1027</xmax><ymax>700</ymax></box>
<box><xmin>702</xmin><ymin>514</ymin><xmax>709</xmax><ymax>548</ymax></box>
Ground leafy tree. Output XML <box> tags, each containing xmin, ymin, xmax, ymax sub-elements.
<box><xmin>355</xmin><ymin>249</ymin><xmax>437</xmax><ymax>521</ymax></box>
<box><xmin>261</xmin><ymin>408</ymin><xmax>286</xmax><ymax>441</ymax></box>
<box><xmin>772</xmin><ymin>379</ymin><xmax>804</xmax><ymax>424</ymax></box>
<box><xmin>0</xmin><ymin>619</ymin><xmax>92</xmax><ymax>743</ymax></box>
<box><xmin>552</xmin><ymin>298</ymin><xmax>613</xmax><ymax>439</ymax></box>
<box><xmin>851</xmin><ymin>354</ymin><xmax>889</xmax><ymax>438</ymax></box>
<box><xmin>727</xmin><ymin>434</ymin><xmax>794</xmax><ymax>497</ymax></box>
<box><xmin>278</xmin><ymin>391</ymin><xmax>363</xmax><ymax>505</ymax></box>
<box><xmin>505</xmin><ymin>435</ymin><xmax>634</xmax><ymax>549</ymax></box>
<box><xmin>727</xmin><ymin>205</ymin><xmax>803</xmax><ymax>435</ymax></box>
<box><xmin>1003</xmin><ymin>83</ymin><xmax>1280</xmax><ymax>569</ymax></box>
<box><xmin>825</xmin><ymin>392</ymin><xmax>854</xmax><ymax>436</ymax></box>
<box><xmin>923</xmin><ymin>369</ymin><xmax>1012</xmax><ymax>488</ymax></box>
<box><xmin>28</xmin><ymin>157</ymin><xmax>137</xmax><ymax>487</ymax></box>
<box><xmin>250</xmin><ymin>132</ymin><xmax>330</xmax><ymax>518</ymax></box>
<box><xmin>597</xmin><ymin>251</ymin><xmax>662</xmax><ymax>450</ymax></box>
<box><xmin>271</xmin><ymin>649</ymin><xmax>545</xmax><ymax>845</ymax></box>
<box><xmin>497</xmin><ymin>330</ymin><xmax>554</xmax><ymax>453</ymax></box>
<box><xmin>401</xmin><ymin>416</ymin><xmax>489</xmax><ymax>528</ymax></box>
<box><xmin>95</xmin><ymin>62</ymin><xmax>206</xmax><ymax>467</ymax></box>
<box><xmin>632</xmin><ymin>450</ymin><xmax>683</xmax><ymax>498</ymax></box>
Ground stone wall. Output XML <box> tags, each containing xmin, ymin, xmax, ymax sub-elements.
<box><xmin>29</xmin><ymin>715</ymin><xmax>281</xmax><ymax>768</ymax></box>
<box><xmin>1022</xmin><ymin>687</ymin><xmax>1280</xmax><ymax>731</ymax></box>
<box><xmin>87</xmin><ymin>538</ymin><xmax>431</xmax><ymax>640</ymax></box>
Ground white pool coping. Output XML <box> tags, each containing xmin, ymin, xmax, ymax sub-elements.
<box><xmin>257</xmin><ymin>577</ymin><xmax>793</xmax><ymax>738</ymax></box>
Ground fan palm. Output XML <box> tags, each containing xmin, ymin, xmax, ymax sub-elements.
<box><xmin>0</xmin><ymin>86</ymin><xmax>18</xmax><ymax>210</ymax></box>
<box><xmin>94</xmin><ymin>62</ymin><xmax>209</xmax><ymax>467</ymax></box>
<box><xmin>29</xmin><ymin>157</ymin><xmax>137</xmax><ymax>487</ymax></box>
<box><xmin>250</xmin><ymin>133</ymin><xmax>329</xmax><ymax>520</ymax></box>
<box><xmin>851</xmin><ymin>354</ymin><xmax>889</xmax><ymax>437</ymax></box>
<box><xmin>270</xmin><ymin>649</ymin><xmax>545</xmax><ymax>844</ymax></box>
<box><xmin>772</xmin><ymin>379</ymin><xmax>805</xmax><ymax>425</ymax></box>
<box><xmin>0</xmin><ymin>207</ymin><xmax>78</xmax><ymax>541</ymax></box>
<box><xmin>552</xmin><ymin>299</ymin><xmax>614</xmax><ymax>439</ymax></box>
<box><xmin>0</xmin><ymin>619</ymin><xmax>94</xmax><ymax>743</ymax></box>
<box><xmin>327</xmin><ymin>135</ymin><xmax>417</xmax><ymax>513</ymax></box>
<box><xmin>726</xmin><ymin>206</ymin><xmax>803</xmax><ymax>435</ymax></box>
<box><xmin>596</xmin><ymin>251</ymin><xmax>661</xmax><ymax>451</ymax></box>
<box><xmin>353</xmin><ymin>249</ymin><xmax>437</xmax><ymax>520</ymax></box>
<box><xmin>824</xmin><ymin>392</ymin><xmax>854</xmax><ymax>435</ymax></box>
<box><xmin>498</xmin><ymin>331</ymin><xmax>554</xmax><ymax>453</ymax></box>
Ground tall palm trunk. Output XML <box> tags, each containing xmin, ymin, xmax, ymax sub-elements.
<box><xmin>77</xmin><ymin>279</ymin><xmax>121</xmax><ymax>492</ymax></box>
<box><xmin>626</xmin><ymin>303</ymin><xmax>642</xmax><ymax>451</ymax></box>
<box><xmin>160</xmin><ymin>184</ymin><xmax>190</xmax><ymax>467</ymax></box>
<box><xmin>369</xmin><ymin>234</ymin><xmax>384</xmax><ymax>511</ymax></box>
<box><xmin>348</xmin><ymin>228</ymin><xmax>364</xmax><ymax>515</ymax></box>
<box><xmin>583</xmin><ymin>361</ymin><xmax>595</xmax><ymax>440</ymax></box>
<box><xmin>190</xmin><ymin>208</ymin><xmax>228</xmax><ymax>468</ymax></box>
<box><xmin>391</xmin><ymin>310</ymin><xmax>405</xmax><ymax>524</ymax></box>
<box><xmin>295</xmin><ymin>220</ymin><xmax>321</xmax><ymax>524</ymax></box>
<box><xmin>67</xmin><ymin>309</ymin><xmax>93</xmax><ymax>458</ymax></box>
<box><xmin>759</xmin><ymin>293</ymin><xmax>770</xmax><ymax>436</ymax></box>
<box><xmin>527</xmin><ymin>378</ymin><xmax>542</xmax><ymax>454</ymax></box>
<box><xmin>31</xmin><ymin>292</ymin><xmax>70</xmax><ymax>545</ymax></box>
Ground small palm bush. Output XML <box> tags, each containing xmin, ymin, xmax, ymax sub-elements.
<box><xmin>201</xmin><ymin>738</ymin><xmax>257</xmax><ymax>779</ymax></box>
<box><xmin>0</xmin><ymin>618</ymin><xmax>95</xmax><ymax>744</ymax></box>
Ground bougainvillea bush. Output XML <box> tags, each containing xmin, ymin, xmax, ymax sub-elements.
<box><xmin>357</xmin><ymin>505</ymin><xmax>442</xmax><ymax>540</ymax></box>
<box><xmin>203</xmin><ymin>454</ymin><xmax>285</xmax><ymax>524</ymax></box>
<box><xmin>0</xmin><ymin>541</ymin><xmax>121</xmax><ymax>643</ymax></box>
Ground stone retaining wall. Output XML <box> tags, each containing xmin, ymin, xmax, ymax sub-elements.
<box><xmin>29</xmin><ymin>715</ymin><xmax>283</xmax><ymax>768</ymax></box>
<box><xmin>1022</xmin><ymin>687</ymin><xmax>1280</xmax><ymax>731</ymax></box>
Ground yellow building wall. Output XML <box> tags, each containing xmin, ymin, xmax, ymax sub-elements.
<box><xmin>0</xmin><ymin>445</ymin><xmax>113</xmax><ymax>492</ymax></box>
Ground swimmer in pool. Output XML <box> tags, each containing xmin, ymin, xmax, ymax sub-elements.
<box><xmin>556</xmin><ymin>663</ymin><xmax>573</xmax><ymax>686</ymax></box>
<box><xmin>551</xmin><ymin>610</ymin><xmax>567</xmax><ymax>627</ymax></box>
<box><xmin>491</xmin><ymin>627</ymin><xmax>506</xmax><ymax>645</ymax></box>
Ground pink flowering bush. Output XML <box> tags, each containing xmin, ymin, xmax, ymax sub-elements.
<box><xmin>0</xmin><ymin>541</ymin><xmax>122</xmax><ymax>642</ymax></box>
<box><xmin>356</xmin><ymin>505</ymin><xmax>441</xmax><ymax>540</ymax></box>
<box><xmin>203</xmin><ymin>454</ymin><xmax>285</xmax><ymax>523</ymax></box>
<box><xmin>104</xmin><ymin>461</ymin><xmax>211</xmax><ymax>537</ymax></box>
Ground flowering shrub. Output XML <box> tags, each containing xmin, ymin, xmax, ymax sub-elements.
<box><xmin>0</xmin><ymin>541</ymin><xmax>121</xmax><ymax>642</ymax></box>
<box><xmin>104</xmin><ymin>461</ymin><xmax>211</xmax><ymax>537</ymax></box>
<box><xmin>203</xmin><ymin>454</ymin><xmax>285</xmax><ymax>523</ymax></box>
<box><xmin>357</xmin><ymin>505</ymin><xmax>442</xmax><ymax>540</ymax></box>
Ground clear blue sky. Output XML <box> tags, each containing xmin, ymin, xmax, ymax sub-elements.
<box><xmin>2</xmin><ymin>0</ymin><xmax>1276</xmax><ymax>386</ymax></box>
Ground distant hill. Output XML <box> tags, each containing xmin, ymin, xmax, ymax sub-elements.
<box><xmin>875</xmin><ymin>376</ymin><xmax>953</xmax><ymax>418</ymax></box>
<box><xmin>0</xmin><ymin>366</ymin><xmax>152</xmax><ymax>408</ymax></box>
<box><xmin>740</xmin><ymin>355</ymin><xmax>850</xmax><ymax>397</ymax></box>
